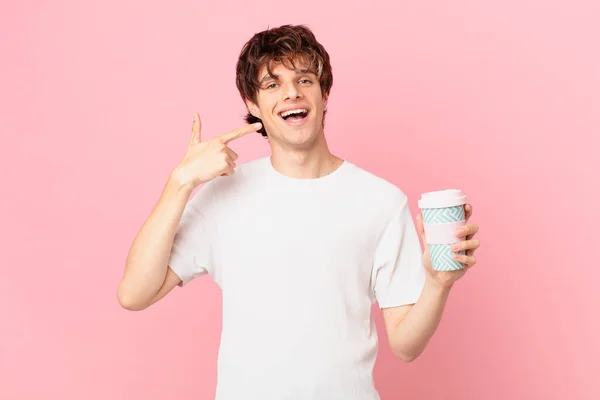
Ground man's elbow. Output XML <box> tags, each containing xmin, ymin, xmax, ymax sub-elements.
<box><xmin>392</xmin><ymin>348</ymin><xmax>420</xmax><ymax>363</ymax></box>
<box><xmin>117</xmin><ymin>286</ymin><xmax>148</xmax><ymax>311</ymax></box>
<box><xmin>400</xmin><ymin>354</ymin><xmax>419</xmax><ymax>363</ymax></box>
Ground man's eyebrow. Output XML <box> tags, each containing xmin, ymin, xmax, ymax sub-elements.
<box><xmin>259</xmin><ymin>69</ymin><xmax>316</xmax><ymax>85</ymax></box>
<box><xmin>259</xmin><ymin>74</ymin><xmax>277</xmax><ymax>84</ymax></box>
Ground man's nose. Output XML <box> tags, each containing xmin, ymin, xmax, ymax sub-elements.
<box><xmin>283</xmin><ymin>82</ymin><xmax>303</xmax><ymax>101</ymax></box>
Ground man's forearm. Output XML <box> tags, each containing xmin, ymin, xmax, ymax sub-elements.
<box><xmin>389</xmin><ymin>277</ymin><xmax>453</xmax><ymax>361</ymax></box>
<box><xmin>118</xmin><ymin>172</ymin><xmax>193</xmax><ymax>309</ymax></box>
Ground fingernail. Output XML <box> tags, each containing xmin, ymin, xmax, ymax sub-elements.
<box><xmin>254</xmin><ymin>123</ymin><xmax>262</xmax><ymax>129</ymax></box>
<box><xmin>452</xmin><ymin>244</ymin><xmax>460</xmax><ymax>251</ymax></box>
<box><xmin>456</xmin><ymin>229</ymin><xmax>464</xmax><ymax>236</ymax></box>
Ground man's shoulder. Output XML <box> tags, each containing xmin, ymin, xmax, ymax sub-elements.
<box><xmin>345</xmin><ymin>159</ymin><xmax>407</xmax><ymax>201</ymax></box>
<box><xmin>209</xmin><ymin>156</ymin><xmax>268</xmax><ymax>193</ymax></box>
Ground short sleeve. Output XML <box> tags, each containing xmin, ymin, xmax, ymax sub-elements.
<box><xmin>371</xmin><ymin>196</ymin><xmax>426</xmax><ymax>308</ymax></box>
<box><xmin>168</xmin><ymin>180</ymin><xmax>220</xmax><ymax>287</ymax></box>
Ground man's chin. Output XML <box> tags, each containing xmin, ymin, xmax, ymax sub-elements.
<box><xmin>282</xmin><ymin>131</ymin><xmax>321</xmax><ymax>149</ymax></box>
<box><xmin>267</xmin><ymin>120</ymin><xmax>321</xmax><ymax>140</ymax></box>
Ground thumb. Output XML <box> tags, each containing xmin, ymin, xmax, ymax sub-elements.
<box><xmin>190</xmin><ymin>112</ymin><xmax>202</xmax><ymax>144</ymax></box>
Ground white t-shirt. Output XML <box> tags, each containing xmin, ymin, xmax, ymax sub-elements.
<box><xmin>168</xmin><ymin>156</ymin><xmax>426</xmax><ymax>400</ymax></box>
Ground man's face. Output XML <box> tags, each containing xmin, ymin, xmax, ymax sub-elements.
<box><xmin>246</xmin><ymin>60</ymin><xmax>327</xmax><ymax>149</ymax></box>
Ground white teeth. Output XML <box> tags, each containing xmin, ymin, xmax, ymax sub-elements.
<box><xmin>280</xmin><ymin>109</ymin><xmax>307</xmax><ymax>117</ymax></box>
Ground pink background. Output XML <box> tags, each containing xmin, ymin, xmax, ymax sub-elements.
<box><xmin>1</xmin><ymin>0</ymin><xmax>598</xmax><ymax>399</ymax></box>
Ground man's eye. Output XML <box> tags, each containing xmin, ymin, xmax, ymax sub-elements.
<box><xmin>266</xmin><ymin>83</ymin><xmax>277</xmax><ymax>89</ymax></box>
<box><xmin>300</xmin><ymin>79</ymin><xmax>312</xmax><ymax>84</ymax></box>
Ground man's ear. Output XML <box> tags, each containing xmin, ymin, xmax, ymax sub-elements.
<box><xmin>245</xmin><ymin>99</ymin><xmax>261</xmax><ymax>119</ymax></box>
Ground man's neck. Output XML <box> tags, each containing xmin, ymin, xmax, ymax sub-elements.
<box><xmin>269</xmin><ymin>146</ymin><xmax>343</xmax><ymax>180</ymax></box>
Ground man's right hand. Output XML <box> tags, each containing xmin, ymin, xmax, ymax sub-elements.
<box><xmin>171</xmin><ymin>112</ymin><xmax>262</xmax><ymax>190</ymax></box>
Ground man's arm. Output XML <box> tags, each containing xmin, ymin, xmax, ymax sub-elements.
<box><xmin>381</xmin><ymin>277</ymin><xmax>453</xmax><ymax>362</ymax></box>
<box><xmin>125</xmin><ymin>266</ymin><xmax>183</xmax><ymax>311</ymax></box>
<box><xmin>117</xmin><ymin>174</ymin><xmax>192</xmax><ymax>311</ymax></box>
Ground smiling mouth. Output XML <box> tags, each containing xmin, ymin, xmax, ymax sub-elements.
<box><xmin>278</xmin><ymin>108</ymin><xmax>309</xmax><ymax>123</ymax></box>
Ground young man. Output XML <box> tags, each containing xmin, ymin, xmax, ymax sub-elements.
<box><xmin>118</xmin><ymin>24</ymin><xmax>480</xmax><ymax>400</ymax></box>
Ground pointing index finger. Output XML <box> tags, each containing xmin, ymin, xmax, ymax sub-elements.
<box><xmin>219</xmin><ymin>122</ymin><xmax>262</xmax><ymax>143</ymax></box>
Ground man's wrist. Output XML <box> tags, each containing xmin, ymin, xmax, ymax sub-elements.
<box><xmin>168</xmin><ymin>168</ymin><xmax>195</xmax><ymax>197</ymax></box>
<box><xmin>424</xmin><ymin>274</ymin><xmax>454</xmax><ymax>294</ymax></box>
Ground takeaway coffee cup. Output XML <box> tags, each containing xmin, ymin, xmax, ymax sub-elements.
<box><xmin>418</xmin><ymin>189</ymin><xmax>468</xmax><ymax>271</ymax></box>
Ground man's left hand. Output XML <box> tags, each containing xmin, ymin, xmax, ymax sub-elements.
<box><xmin>415</xmin><ymin>203</ymin><xmax>480</xmax><ymax>288</ymax></box>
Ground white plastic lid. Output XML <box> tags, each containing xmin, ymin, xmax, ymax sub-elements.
<box><xmin>418</xmin><ymin>189</ymin><xmax>468</xmax><ymax>209</ymax></box>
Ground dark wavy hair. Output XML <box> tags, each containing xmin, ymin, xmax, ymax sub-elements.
<box><xmin>235</xmin><ymin>24</ymin><xmax>333</xmax><ymax>137</ymax></box>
